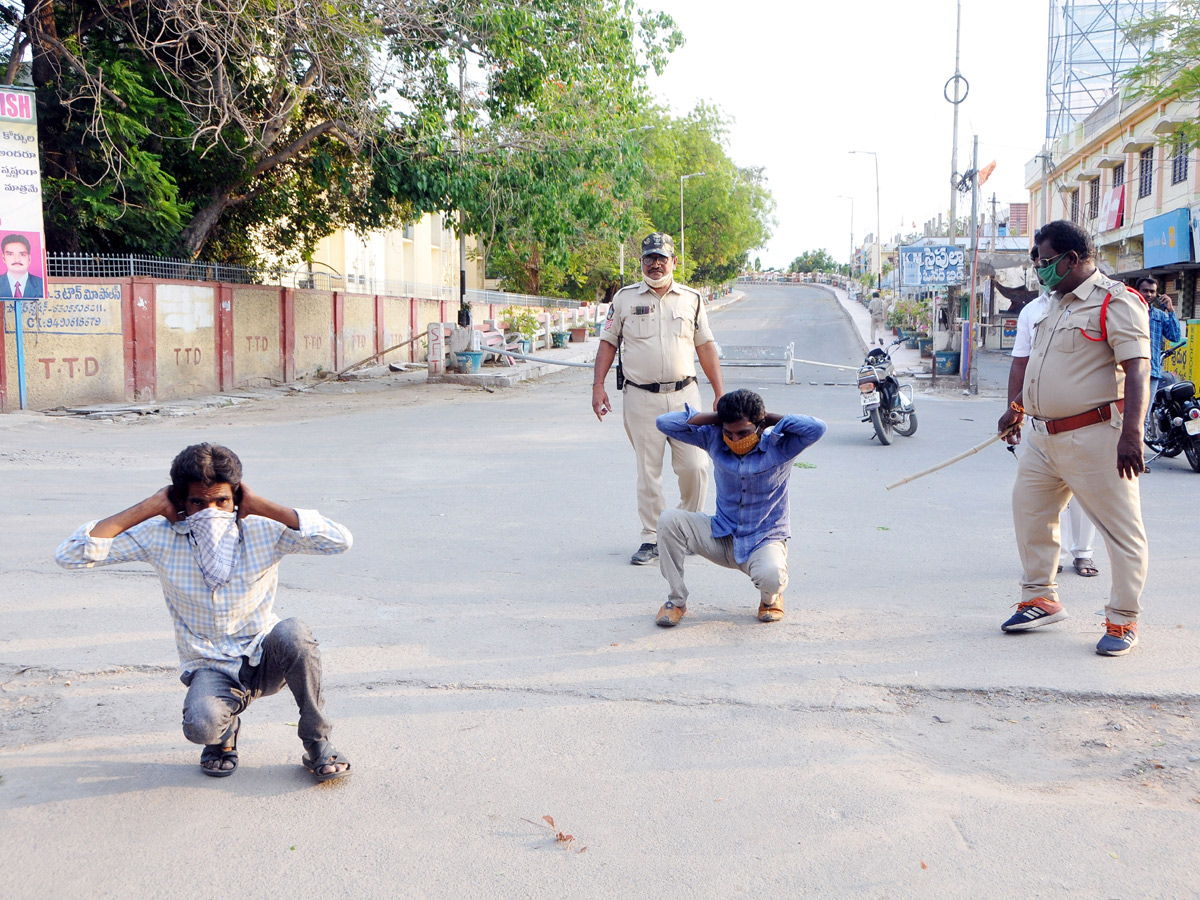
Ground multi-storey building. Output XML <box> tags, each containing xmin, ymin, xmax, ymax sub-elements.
<box><xmin>1026</xmin><ymin>90</ymin><xmax>1198</xmax><ymax>316</ymax></box>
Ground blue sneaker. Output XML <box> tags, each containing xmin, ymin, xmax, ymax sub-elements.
<box><xmin>1001</xmin><ymin>597</ymin><xmax>1067</xmax><ymax>632</ymax></box>
<box><xmin>1096</xmin><ymin>620</ymin><xmax>1138</xmax><ymax>656</ymax></box>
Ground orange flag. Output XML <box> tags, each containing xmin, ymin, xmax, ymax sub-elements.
<box><xmin>978</xmin><ymin>160</ymin><xmax>997</xmax><ymax>186</ymax></box>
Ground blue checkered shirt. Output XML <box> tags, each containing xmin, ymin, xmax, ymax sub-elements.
<box><xmin>1148</xmin><ymin>307</ymin><xmax>1182</xmax><ymax>378</ymax></box>
<box><xmin>56</xmin><ymin>510</ymin><xmax>352</xmax><ymax>681</ymax></box>
<box><xmin>657</xmin><ymin>404</ymin><xmax>827</xmax><ymax>563</ymax></box>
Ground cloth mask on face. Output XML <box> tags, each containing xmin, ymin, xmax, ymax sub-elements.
<box><xmin>185</xmin><ymin>507</ymin><xmax>241</xmax><ymax>590</ymax></box>
<box><xmin>1037</xmin><ymin>254</ymin><xmax>1070</xmax><ymax>291</ymax></box>
<box><xmin>724</xmin><ymin>431</ymin><xmax>760</xmax><ymax>455</ymax></box>
<box><xmin>644</xmin><ymin>270</ymin><xmax>672</xmax><ymax>289</ymax></box>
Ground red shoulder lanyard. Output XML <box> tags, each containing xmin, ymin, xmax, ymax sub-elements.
<box><xmin>1078</xmin><ymin>287</ymin><xmax>1148</xmax><ymax>342</ymax></box>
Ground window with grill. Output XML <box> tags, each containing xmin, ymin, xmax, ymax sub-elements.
<box><xmin>1087</xmin><ymin>178</ymin><xmax>1100</xmax><ymax>219</ymax></box>
<box><xmin>1139</xmin><ymin>147</ymin><xmax>1153</xmax><ymax>198</ymax></box>
<box><xmin>1172</xmin><ymin>134</ymin><xmax>1190</xmax><ymax>184</ymax></box>
<box><xmin>1113</xmin><ymin>162</ymin><xmax>1124</xmax><ymax>186</ymax></box>
<box><xmin>1070</xmin><ymin>189</ymin><xmax>1080</xmax><ymax>223</ymax></box>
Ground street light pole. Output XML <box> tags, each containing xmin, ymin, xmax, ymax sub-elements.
<box><xmin>618</xmin><ymin>125</ymin><xmax>655</xmax><ymax>284</ymax></box>
<box><xmin>680</xmin><ymin>170</ymin><xmax>706</xmax><ymax>280</ymax></box>
<box><xmin>849</xmin><ymin>151</ymin><xmax>880</xmax><ymax>290</ymax></box>
<box><xmin>837</xmin><ymin>194</ymin><xmax>854</xmax><ymax>278</ymax></box>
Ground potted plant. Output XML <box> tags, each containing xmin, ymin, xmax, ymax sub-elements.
<box><xmin>568</xmin><ymin>323</ymin><xmax>588</xmax><ymax>342</ymax></box>
<box><xmin>502</xmin><ymin>306</ymin><xmax>538</xmax><ymax>354</ymax></box>
<box><xmin>551</xmin><ymin>330</ymin><xmax>570</xmax><ymax>349</ymax></box>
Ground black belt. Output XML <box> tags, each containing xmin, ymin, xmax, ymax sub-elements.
<box><xmin>624</xmin><ymin>376</ymin><xmax>696</xmax><ymax>394</ymax></box>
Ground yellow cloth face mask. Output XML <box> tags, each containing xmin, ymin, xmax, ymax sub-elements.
<box><xmin>723</xmin><ymin>431</ymin><xmax>760</xmax><ymax>455</ymax></box>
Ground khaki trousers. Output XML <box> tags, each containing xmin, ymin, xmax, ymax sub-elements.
<box><xmin>1012</xmin><ymin>413</ymin><xmax>1147</xmax><ymax>623</ymax></box>
<box><xmin>622</xmin><ymin>382</ymin><xmax>708</xmax><ymax>541</ymax></box>
<box><xmin>658</xmin><ymin>508</ymin><xmax>788</xmax><ymax>608</ymax></box>
<box><xmin>870</xmin><ymin>315</ymin><xmax>885</xmax><ymax>343</ymax></box>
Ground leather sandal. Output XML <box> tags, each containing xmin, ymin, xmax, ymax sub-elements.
<box><xmin>1073</xmin><ymin>558</ymin><xmax>1099</xmax><ymax>577</ymax></box>
<box><xmin>200</xmin><ymin>717</ymin><xmax>240</xmax><ymax>778</ymax></box>
<box><xmin>303</xmin><ymin>741</ymin><xmax>352</xmax><ymax>783</ymax></box>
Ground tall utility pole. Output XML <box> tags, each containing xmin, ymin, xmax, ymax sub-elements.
<box><xmin>838</xmin><ymin>194</ymin><xmax>855</xmax><ymax>277</ymax></box>
<box><xmin>945</xmin><ymin>0</ymin><xmax>967</xmax><ymax>358</ymax></box>
<box><xmin>457</xmin><ymin>61</ymin><xmax>470</xmax><ymax>327</ymax></box>
<box><xmin>849</xmin><ymin>151</ymin><xmax>880</xmax><ymax>289</ymax></box>
<box><xmin>967</xmin><ymin>135</ymin><xmax>980</xmax><ymax>394</ymax></box>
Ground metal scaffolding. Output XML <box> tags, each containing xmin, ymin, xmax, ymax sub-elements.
<box><xmin>1045</xmin><ymin>0</ymin><xmax>1166</xmax><ymax>140</ymax></box>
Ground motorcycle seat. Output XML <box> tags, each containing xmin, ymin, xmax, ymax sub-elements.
<box><xmin>1163</xmin><ymin>380</ymin><xmax>1195</xmax><ymax>403</ymax></box>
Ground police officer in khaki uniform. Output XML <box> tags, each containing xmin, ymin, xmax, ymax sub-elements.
<box><xmin>592</xmin><ymin>233</ymin><xmax>725</xmax><ymax>565</ymax></box>
<box><xmin>996</xmin><ymin>220</ymin><xmax>1150</xmax><ymax>656</ymax></box>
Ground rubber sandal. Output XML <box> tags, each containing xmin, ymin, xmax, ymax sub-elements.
<box><xmin>302</xmin><ymin>740</ymin><xmax>351</xmax><ymax>783</ymax></box>
<box><xmin>1073</xmin><ymin>558</ymin><xmax>1099</xmax><ymax>577</ymax></box>
<box><xmin>200</xmin><ymin>717</ymin><xmax>239</xmax><ymax>778</ymax></box>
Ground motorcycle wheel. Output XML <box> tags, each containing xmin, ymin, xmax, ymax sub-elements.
<box><xmin>893</xmin><ymin>410</ymin><xmax>918</xmax><ymax>437</ymax></box>
<box><xmin>869</xmin><ymin>407</ymin><xmax>893</xmax><ymax>445</ymax></box>
<box><xmin>1184</xmin><ymin>436</ymin><xmax>1200</xmax><ymax>472</ymax></box>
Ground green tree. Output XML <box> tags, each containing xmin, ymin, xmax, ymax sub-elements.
<box><xmin>1125</xmin><ymin>2</ymin><xmax>1200</xmax><ymax>145</ymax></box>
<box><xmin>638</xmin><ymin>103</ymin><xmax>774</xmax><ymax>285</ymax></box>
<box><xmin>2</xmin><ymin>0</ymin><xmax>680</xmax><ymax>263</ymax></box>
<box><xmin>787</xmin><ymin>249</ymin><xmax>838</xmax><ymax>274</ymax></box>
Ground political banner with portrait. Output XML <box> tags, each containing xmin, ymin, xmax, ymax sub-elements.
<box><xmin>0</xmin><ymin>87</ymin><xmax>46</xmax><ymax>299</ymax></box>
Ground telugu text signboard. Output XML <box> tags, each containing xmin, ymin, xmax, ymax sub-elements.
<box><xmin>3</xmin><ymin>283</ymin><xmax>123</xmax><ymax>335</ymax></box>
<box><xmin>900</xmin><ymin>244</ymin><xmax>966</xmax><ymax>286</ymax></box>
<box><xmin>0</xmin><ymin>88</ymin><xmax>46</xmax><ymax>298</ymax></box>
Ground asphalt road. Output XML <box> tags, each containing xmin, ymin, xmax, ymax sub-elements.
<box><xmin>2</xmin><ymin>284</ymin><xmax>1198</xmax><ymax>897</ymax></box>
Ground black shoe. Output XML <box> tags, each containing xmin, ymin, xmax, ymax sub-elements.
<box><xmin>631</xmin><ymin>543</ymin><xmax>658</xmax><ymax>565</ymax></box>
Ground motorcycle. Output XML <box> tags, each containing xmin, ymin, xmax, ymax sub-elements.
<box><xmin>857</xmin><ymin>338</ymin><xmax>917</xmax><ymax>445</ymax></box>
<box><xmin>1144</xmin><ymin>345</ymin><xmax>1200</xmax><ymax>472</ymax></box>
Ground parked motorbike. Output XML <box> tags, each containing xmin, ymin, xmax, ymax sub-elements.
<box><xmin>1144</xmin><ymin>346</ymin><xmax>1200</xmax><ymax>471</ymax></box>
<box><xmin>857</xmin><ymin>339</ymin><xmax>917</xmax><ymax>445</ymax></box>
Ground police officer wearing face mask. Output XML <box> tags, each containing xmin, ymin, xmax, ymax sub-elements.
<box><xmin>592</xmin><ymin>232</ymin><xmax>726</xmax><ymax>565</ymax></box>
<box><xmin>996</xmin><ymin>220</ymin><xmax>1151</xmax><ymax>657</ymax></box>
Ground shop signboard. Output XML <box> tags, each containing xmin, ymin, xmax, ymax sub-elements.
<box><xmin>900</xmin><ymin>244</ymin><xmax>966</xmax><ymax>286</ymax></box>
<box><xmin>1143</xmin><ymin>207</ymin><xmax>1193</xmax><ymax>268</ymax></box>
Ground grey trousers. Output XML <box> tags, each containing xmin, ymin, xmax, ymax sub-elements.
<box><xmin>181</xmin><ymin>617</ymin><xmax>331</xmax><ymax>755</ymax></box>
<box><xmin>658</xmin><ymin>508</ymin><xmax>788</xmax><ymax>607</ymax></box>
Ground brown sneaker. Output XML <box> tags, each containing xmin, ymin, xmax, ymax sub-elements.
<box><xmin>656</xmin><ymin>601</ymin><xmax>685</xmax><ymax>627</ymax></box>
<box><xmin>758</xmin><ymin>599</ymin><xmax>784</xmax><ymax>622</ymax></box>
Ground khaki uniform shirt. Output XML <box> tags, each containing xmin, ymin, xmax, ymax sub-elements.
<box><xmin>599</xmin><ymin>280</ymin><xmax>715</xmax><ymax>385</ymax></box>
<box><xmin>1023</xmin><ymin>269</ymin><xmax>1150</xmax><ymax>420</ymax></box>
<box><xmin>868</xmin><ymin>296</ymin><xmax>886</xmax><ymax>318</ymax></box>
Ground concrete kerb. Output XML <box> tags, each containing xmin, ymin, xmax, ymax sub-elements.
<box><xmin>812</xmin><ymin>283</ymin><xmax>925</xmax><ymax>376</ymax></box>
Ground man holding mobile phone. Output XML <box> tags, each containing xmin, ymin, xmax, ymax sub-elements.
<box><xmin>55</xmin><ymin>443</ymin><xmax>354</xmax><ymax>782</ymax></box>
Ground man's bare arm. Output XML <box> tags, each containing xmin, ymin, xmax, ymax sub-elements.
<box><xmin>237</xmin><ymin>484</ymin><xmax>300</xmax><ymax>529</ymax></box>
<box><xmin>592</xmin><ymin>341</ymin><xmax>617</xmax><ymax>421</ymax></box>
<box><xmin>695</xmin><ymin>341</ymin><xmax>725</xmax><ymax>411</ymax></box>
<box><xmin>90</xmin><ymin>487</ymin><xmax>178</xmax><ymax>539</ymax></box>
<box><xmin>998</xmin><ymin>356</ymin><xmax>1029</xmax><ymax>445</ymax></box>
<box><xmin>1117</xmin><ymin>357</ymin><xmax>1149</xmax><ymax>480</ymax></box>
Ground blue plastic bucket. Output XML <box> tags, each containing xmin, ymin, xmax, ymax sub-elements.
<box><xmin>456</xmin><ymin>351</ymin><xmax>483</xmax><ymax>373</ymax></box>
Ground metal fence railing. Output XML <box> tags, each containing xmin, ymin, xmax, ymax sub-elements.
<box><xmin>45</xmin><ymin>253</ymin><xmax>581</xmax><ymax>309</ymax></box>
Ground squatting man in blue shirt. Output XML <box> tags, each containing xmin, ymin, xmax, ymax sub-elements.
<box><xmin>56</xmin><ymin>443</ymin><xmax>354</xmax><ymax>782</ymax></box>
<box><xmin>652</xmin><ymin>389</ymin><xmax>827</xmax><ymax>626</ymax></box>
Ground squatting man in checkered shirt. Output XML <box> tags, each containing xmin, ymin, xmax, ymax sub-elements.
<box><xmin>56</xmin><ymin>443</ymin><xmax>354</xmax><ymax>782</ymax></box>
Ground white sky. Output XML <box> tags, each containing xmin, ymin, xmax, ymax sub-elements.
<box><xmin>647</xmin><ymin>0</ymin><xmax>1049</xmax><ymax>268</ymax></box>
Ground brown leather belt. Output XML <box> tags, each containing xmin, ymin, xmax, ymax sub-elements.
<box><xmin>1039</xmin><ymin>398</ymin><xmax>1125</xmax><ymax>435</ymax></box>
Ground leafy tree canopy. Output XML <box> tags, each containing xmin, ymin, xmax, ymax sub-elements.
<box><xmin>787</xmin><ymin>249</ymin><xmax>839</xmax><ymax>274</ymax></box>
<box><xmin>1125</xmin><ymin>1</ymin><xmax>1200</xmax><ymax>145</ymax></box>
<box><xmin>2</xmin><ymin>0</ymin><xmax>680</xmax><ymax>263</ymax></box>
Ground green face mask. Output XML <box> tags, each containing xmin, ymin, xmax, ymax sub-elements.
<box><xmin>1037</xmin><ymin>253</ymin><xmax>1070</xmax><ymax>290</ymax></box>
